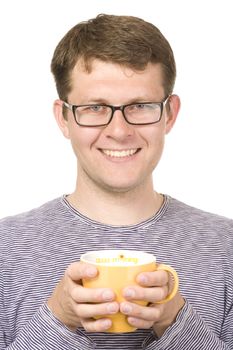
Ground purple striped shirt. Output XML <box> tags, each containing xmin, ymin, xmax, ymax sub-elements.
<box><xmin>0</xmin><ymin>195</ymin><xmax>233</xmax><ymax>349</ymax></box>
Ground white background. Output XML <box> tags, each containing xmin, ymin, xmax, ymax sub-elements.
<box><xmin>0</xmin><ymin>0</ymin><xmax>232</xmax><ymax>219</ymax></box>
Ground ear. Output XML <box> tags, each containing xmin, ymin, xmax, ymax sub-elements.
<box><xmin>165</xmin><ymin>94</ymin><xmax>181</xmax><ymax>134</ymax></box>
<box><xmin>53</xmin><ymin>99</ymin><xmax>70</xmax><ymax>139</ymax></box>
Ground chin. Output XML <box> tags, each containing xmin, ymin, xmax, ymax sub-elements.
<box><xmin>98</xmin><ymin>179</ymin><xmax>144</xmax><ymax>194</ymax></box>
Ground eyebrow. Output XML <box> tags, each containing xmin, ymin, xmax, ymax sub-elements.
<box><xmin>81</xmin><ymin>96</ymin><xmax>156</xmax><ymax>105</ymax></box>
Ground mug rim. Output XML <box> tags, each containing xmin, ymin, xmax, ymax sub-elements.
<box><xmin>80</xmin><ymin>249</ymin><xmax>156</xmax><ymax>266</ymax></box>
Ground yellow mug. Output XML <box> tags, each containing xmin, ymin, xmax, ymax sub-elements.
<box><xmin>81</xmin><ymin>249</ymin><xmax>179</xmax><ymax>333</ymax></box>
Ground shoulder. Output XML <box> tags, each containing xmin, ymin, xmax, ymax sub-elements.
<box><xmin>165</xmin><ymin>196</ymin><xmax>233</xmax><ymax>243</ymax></box>
<box><xmin>163</xmin><ymin>196</ymin><xmax>233</xmax><ymax>269</ymax></box>
<box><xmin>0</xmin><ymin>197</ymin><xmax>62</xmax><ymax>227</ymax></box>
<box><xmin>0</xmin><ymin>197</ymin><xmax>63</xmax><ymax>252</ymax></box>
<box><xmin>167</xmin><ymin>196</ymin><xmax>233</xmax><ymax>228</ymax></box>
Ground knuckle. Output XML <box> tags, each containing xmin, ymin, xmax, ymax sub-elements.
<box><xmin>66</xmin><ymin>262</ymin><xmax>78</xmax><ymax>277</ymax></box>
<box><xmin>157</xmin><ymin>270</ymin><xmax>168</xmax><ymax>285</ymax></box>
<box><xmin>157</xmin><ymin>287</ymin><xmax>167</xmax><ymax>301</ymax></box>
<box><xmin>92</xmin><ymin>289</ymin><xmax>102</xmax><ymax>302</ymax></box>
<box><xmin>135</xmin><ymin>286</ymin><xmax>146</xmax><ymax>300</ymax></box>
<box><xmin>70</xmin><ymin>287</ymin><xmax>79</xmax><ymax>302</ymax></box>
<box><xmin>73</xmin><ymin>303</ymin><xmax>84</xmax><ymax>318</ymax></box>
<box><xmin>74</xmin><ymin>307</ymin><xmax>82</xmax><ymax>318</ymax></box>
<box><xmin>161</xmin><ymin>288</ymin><xmax>167</xmax><ymax>300</ymax></box>
<box><xmin>133</xmin><ymin>306</ymin><xmax>144</xmax><ymax>318</ymax></box>
<box><xmin>72</xmin><ymin>284</ymin><xmax>87</xmax><ymax>302</ymax></box>
<box><xmin>65</xmin><ymin>264</ymin><xmax>73</xmax><ymax>277</ymax></box>
<box><xmin>154</xmin><ymin>305</ymin><xmax>163</xmax><ymax>319</ymax></box>
<box><xmin>82</xmin><ymin>320</ymin><xmax>93</xmax><ymax>333</ymax></box>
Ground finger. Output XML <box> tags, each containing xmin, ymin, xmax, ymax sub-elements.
<box><xmin>66</xmin><ymin>262</ymin><xmax>98</xmax><ymax>282</ymax></box>
<box><xmin>137</xmin><ymin>270</ymin><xmax>169</xmax><ymax>287</ymax></box>
<box><xmin>70</xmin><ymin>284</ymin><xmax>116</xmax><ymax>303</ymax></box>
<box><xmin>121</xmin><ymin>301</ymin><xmax>162</xmax><ymax>330</ymax></box>
<box><xmin>74</xmin><ymin>301</ymin><xmax>119</xmax><ymax>319</ymax></box>
<box><xmin>123</xmin><ymin>285</ymin><xmax>169</xmax><ymax>303</ymax></box>
<box><xmin>127</xmin><ymin>316</ymin><xmax>154</xmax><ymax>330</ymax></box>
<box><xmin>120</xmin><ymin>301</ymin><xmax>163</xmax><ymax>322</ymax></box>
<box><xmin>81</xmin><ymin>317</ymin><xmax>112</xmax><ymax>332</ymax></box>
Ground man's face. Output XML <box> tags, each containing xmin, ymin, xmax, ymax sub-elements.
<box><xmin>54</xmin><ymin>60</ymin><xmax>179</xmax><ymax>193</ymax></box>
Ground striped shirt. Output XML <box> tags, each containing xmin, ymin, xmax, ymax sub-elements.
<box><xmin>0</xmin><ymin>195</ymin><xmax>233</xmax><ymax>349</ymax></box>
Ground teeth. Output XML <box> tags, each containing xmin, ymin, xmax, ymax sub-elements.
<box><xmin>102</xmin><ymin>149</ymin><xmax>138</xmax><ymax>158</ymax></box>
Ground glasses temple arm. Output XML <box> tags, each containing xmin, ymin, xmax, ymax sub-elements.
<box><xmin>63</xmin><ymin>101</ymin><xmax>73</xmax><ymax>111</ymax></box>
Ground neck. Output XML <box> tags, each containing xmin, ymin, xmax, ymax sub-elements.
<box><xmin>67</xmin><ymin>174</ymin><xmax>164</xmax><ymax>226</ymax></box>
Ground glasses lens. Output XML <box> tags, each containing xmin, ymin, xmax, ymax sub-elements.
<box><xmin>124</xmin><ymin>103</ymin><xmax>162</xmax><ymax>124</ymax></box>
<box><xmin>75</xmin><ymin>105</ymin><xmax>112</xmax><ymax>126</ymax></box>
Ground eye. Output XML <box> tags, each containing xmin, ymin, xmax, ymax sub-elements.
<box><xmin>90</xmin><ymin>105</ymin><xmax>103</xmax><ymax>112</ymax></box>
<box><xmin>130</xmin><ymin>103</ymin><xmax>146</xmax><ymax>110</ymax></box>
<box><xmin>135</xmin><ymin>103</ymin><xmax>146</xmax><ymax>109</ymax></box>
<box><xmin>127</xmin><ymin>103</ymin><xmax>154</xmax><ymax>113</ymax></box>
<box><xmin>79</xmin><ymin>105</ymin><xmax>106</xmax><ymax>113</ymax></box>
<box><xmin>79</xmin><ymin>105</ymin><xmax>102</xmax><ymax>113</ymax></box>
<box><xmin>138</xmin><ymin>103</ymin><xmax>157</xmax><ymax>110</ymax></box>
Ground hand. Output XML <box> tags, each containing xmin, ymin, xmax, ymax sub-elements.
<box><xmin>120</xmin><ymin>267</ymin><xmax>185</xmax><ymax>337</ymax></box>
<box><xmin>47</xmin><ymin>262</ymin><xmax>120</xmax><ymax>332</ymax></box>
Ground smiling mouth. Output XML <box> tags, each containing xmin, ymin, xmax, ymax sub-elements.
<box><xmin>101</xmin><ymin>148</ymin><xmax>140</xmax><ymax>158</ymax></box>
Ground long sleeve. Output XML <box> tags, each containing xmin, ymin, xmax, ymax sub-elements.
<box><xmin>0</xmin><ymin>304</ymin><xmax>95</xmax><ymax>350</ymax></box>
<box><xmin>143</xmin><ymin>301</ymin><xmax>233</xmax><ymax>350</ymax></box>
<box><xmin>1</xmin><ymin>196</ymin><xmax>233</xmax><ymax>349</ymax></box>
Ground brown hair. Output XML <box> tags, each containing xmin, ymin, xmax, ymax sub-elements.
<box><xmin>51</xmin><ymin>14</ymin><xmax>176</xmax><ymax>102</ymax></box>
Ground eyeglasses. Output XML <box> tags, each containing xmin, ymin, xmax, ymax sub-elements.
<box><xmin>63</xmin><ymin>96</ymin><xmax>170</xmax><ymax>127</ymax></box>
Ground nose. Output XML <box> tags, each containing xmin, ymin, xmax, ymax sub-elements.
<box><xmin>103</xmin><ymin>109</ymin><xmax>134</xmax><ymax>140</ymax></box>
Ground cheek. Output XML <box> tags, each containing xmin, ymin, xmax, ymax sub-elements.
<box><xmin>144</xmin><ymin>124</ymin><xmax>165</xmax><ymax>148</ymax></box>
<box><xmin>69</xmin><ymin>128</ymin><xmax>100</xmax><ymax>154</ymax></box>
<box><xmin>145</xmin><ymin>127</ymin><xmax>166</xmax><ymax>164</ymax></box>
<box><xmin>151</xmin><ymin>136</ymin><xmax>165</xmax><ymax>162</ymax></box>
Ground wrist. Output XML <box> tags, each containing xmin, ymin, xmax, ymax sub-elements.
<box><xmin>153</xmin><ymin>295</ymin><xmax>185</xmax><ymax>338</ymax></box>
<box><xmin>47</xmin><ymin>296</ymin><xmax>79</xmax><ymax>332</ymax></box>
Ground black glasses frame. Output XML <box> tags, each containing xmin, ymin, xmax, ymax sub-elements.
<box><xmin>63</xmin><ymin>96</ymin><xmax>170</xmax><ymax>127</ymax></box>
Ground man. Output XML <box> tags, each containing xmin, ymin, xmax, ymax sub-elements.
<box><xmin>0</xmin><ymin>14</ymin><xmax>232</xmax><ymax>350</ymax></box>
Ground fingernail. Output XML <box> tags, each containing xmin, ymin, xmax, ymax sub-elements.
<box><xmin>128</xmin><ymin>317</ymin><xmax>137</xmax><ymax>326</ymax></box>
<box><xmin>101</xmin><ymin>319</ymin><xmax>111</xmax><ymax>329</ymax></box>
<box><xmin>122</xmin><ymin>303</ymin><xmax>132</xmax><ymax>314</ymax></box>
<box><xmin>86</xmin><ymin>267</ymin><xmax>97</xmax><ymax>277</ymax></box>
<box><xmin>138</xmin><ymin>275</ymin><xmax>148</xmax><ymax>284</ymax></box>
<box><xmin>124</xmin><ymin>288</ymin><xmax>135</xmax><ymax>298</ymax></box>
<box><xmin>102</xmin><ymin>290</ymin><xmax>114</xmax><ymax>301</ymax></box>
<box><xmin>107</xmin><ymin>303</ymin><xmax>118</xmax><ymax>313</ymax></box>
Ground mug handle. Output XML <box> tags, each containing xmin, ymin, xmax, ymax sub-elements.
<box><xmin>155</xmin><ymin>264</ymin><xmax>179</xmax><ymax>304</ymax></box>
